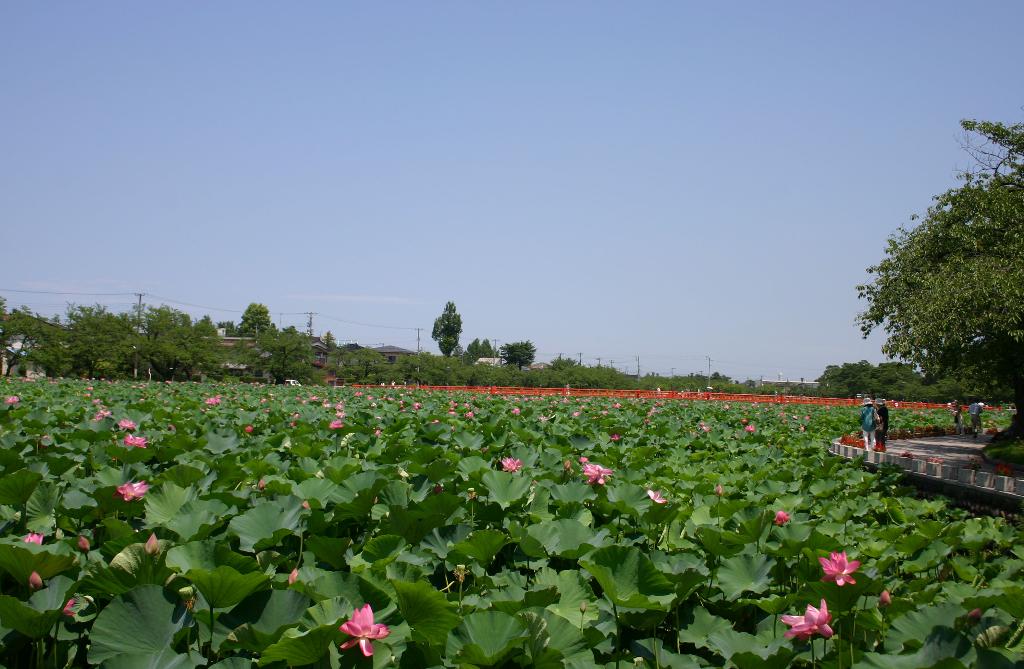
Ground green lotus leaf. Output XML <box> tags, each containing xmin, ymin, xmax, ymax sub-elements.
<box><xmin>0</xmin><ymin>575</ymin><xmax>76</xmax><ymax>638</ymax></box>
<box><xmin>480</xmin><ymin>470</ymin><xmax>532</xmax><ymax>509</ymax></box>
<box><xmin>218</xmin><ymin>589</ymin><xmax>311</xmax><ymax>652</ymax></box>
<box><xmin>0</xmin><ymin>468</ymin><xmax>42</xmax><ymax>505</ymax></box>
<box><xmin>98</xmin><ymin>647</ymin><xmax>203</xmax><ymax>669</ymax></box>
<box><xmin>188</xmin><ymin>566</ymin><xmax>270</xmax><ymax>610</ymax></box>
<box><xmin>446</xmin><ymin>610</ymin><xmax>528</xmax><ymax>665</ymax></box>
<box><xmin>391</xmin><ymin>579</ymin><xmax>460</xmax><ymax>647</ymax></box>
<box><xmin>716</xmin><ymin>553</ymin><xmax>774</xmax><ymax>600</ymax></box>
<box><xmin>227</xmin><ymin>500</ymin><xmax>304</xmax><ymax>552</ymax></box>
<box><xmin>450</xmin><ymin>529</ymin><xmax>508</xmax><ymax>567</ymax></box>
<box><xmin>0</xmin><ymin>543</ymin><xmax>77</xmax><ymax>584</ymax></box>
<box><xmin>521</xmin><ymin>518</ymin><xmax>607</xmax><ymax>559</ymax></box>
<box><xmin>258</xmin><ymin>624</ymin><xmax>340</xmax><ymax>666</ymax></box>
<box><xmin>88</xmin><ymin>585</ymin><xmax>193</xmax><ymax>664</ymax></box>
<box><xmin>580</xmin><ymin>545</ymin><xmax>674</xmax><ymax>611</ymax></box>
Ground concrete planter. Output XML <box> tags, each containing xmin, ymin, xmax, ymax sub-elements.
<box><xmin>958</xmin><ymin>469</ymin><xmax>977</xmax><ymax>485</ymax></box>
<box><xmin>926</xmin><ymin>462</ymin><xmax>942</xmax><ymax>477</ymax></box>
<box><xmin>1016</xmin><ymin>478</ymin><xmax>1024</xmax><ymax>496</ymax></box>
<box><xmin>992</xmin><ymin>475</ymin><xmax>1013</xmax><ymax>493</ymax></box>
<box><xmin>942</xmin><ymin>465</ymin><xmax>959</xmax><ymax>480</ymax></box>
<box><xmin>974</xmin><ymin>472</ymin><xmax>992</xmax><ymax>489</ymax></box>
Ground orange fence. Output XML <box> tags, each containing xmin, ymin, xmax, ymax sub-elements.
<box><xmin>349</xmin><ymin>384</ymin><xmax>981</xmax><ymax>410</ymax></box>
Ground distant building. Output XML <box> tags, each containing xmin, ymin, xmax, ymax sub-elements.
<box><xmin>475</xmin><ymin>357</ymin><xmax>502</xmax><ymax>367</ymax></box>
<box><xmin>528</xmin><ymin>362</ymin><xmax>550</xmax><ymax>371</ymax></box>
<box><xmin>755</xmin><ymin>375</ymin><xmax>820</xmax><ymax>390</ymax></box>
<box><xmin>372</xmin><ymin>345</ymin><xmax>416</xmax><ymax>364</ymax></box>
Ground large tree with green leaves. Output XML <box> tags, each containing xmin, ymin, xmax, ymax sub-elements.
<box><xmin>499</xmin><ymin>341</ymin><xmax>537</xmax><ymax>370</ymax></box>
<box><xmin>238</xmin><ymin>303</ymin><xmax>275</xmax><ymax>337</ymax></box>
<box><xmin>251</xmin><ymin>326</ymin><xmax>314</xmax><ymax>384</ymax></box>
<box><xmin>858</xmin><ymin>118</ymin><xmax>1024</xmax><ymax>437</ymax></box>
<box><xmin>431</xmin><ymin>301</ymin><xmax>462</xmax><ymax>357</ymax></box>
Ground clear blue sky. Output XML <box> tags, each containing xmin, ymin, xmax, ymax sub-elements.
<box><xmin>2</xmin><ymin>2</ymin><xmax>1021</xmax><ymax>381</ymax></box>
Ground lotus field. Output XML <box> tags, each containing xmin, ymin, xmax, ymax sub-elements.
<box><xmin>1</xmin><ymin>380</ymin><xmax>1022</xmax><ymax>668</ymax></box>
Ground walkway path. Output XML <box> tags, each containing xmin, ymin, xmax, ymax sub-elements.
<box><xmin>828</xmin><ymin>433</ymin><xmax>1024</xmax><ymax>503</ymax></box>
<box><xmin>886</xmin><ymin>433</ymin><xmax>998</xmax><ymax>472</ymax></box>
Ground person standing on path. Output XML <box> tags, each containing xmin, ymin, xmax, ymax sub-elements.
<box><xmin>951</xmin><ymin>401</ymin><xmax>964</xmax><ymax>436</ymax></box>
<box><xmin>875</xmin><ymin>398</ymin><xmax>889</xmax><ymax>448</ymax></box>
<box><xmin>860</xmin><ymin>397</ymin><xmax>878</xmax><ymax>449</ymax></box>
<box><xmin>968</xmin><ymin>401</ymin><xmax>985</xmax><ymax>438</ymax></box>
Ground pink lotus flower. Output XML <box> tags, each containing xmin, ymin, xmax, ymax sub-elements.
<box><xmin>511</xmin><ymin>407</ymin><xmax>521</xmax><ymax>415</ymax></box>
<box><xmin>578</xmin><ymin>456</ymin><xmax>589</xmax><ymax>463</ymax></box>
<box><xmin>464</xmin><ymin>411</ymin><xmax>474</xmax><ymax>418</ymax></box>
<box><xmin>244</xmin><ymin>425</ymin><xmax>254</xmax><ymax>434</ymax></box>
<box><xmin>781</xmin><ymin>599</ymin><xmax>833</xmax><ymax>641</ymax></box>
<box><xmin>28</xmin><ymin>571</ymin><xmax>43</xmax><ymax>590</ymax></box>
<box><xmin>118</xmin><ymin>419</ymin><xmax>137</xmax><ymax>431</ymax></box>
<box><xmin>62</xmin><ymin>599</ymin><xmax>75</xmax><ymax>617</ymax></box>
<box><xmin>5</xmin><ymin>396</ymin><xmax>19</xmax><ymax>405</ymax></box>
<box><xmin>700</xmin><ymin>423</ymin><xmax>711</xmax><ymax>432</ymax></box>
<box><xmin>647</xmin><ymin>489</ymin><xmax>667</xmax><ymax>504</ymax></box>
<box><xmin>77</xmin><ymin>535</ymin><xmax>91</xmax><ymax>552</ymax></box>
<box><xmin>582</xmin><ymin>463</ymin><xmax>613</xmax><ymax>485</ymax></box>
<box><xmin>501</xmin><ymin>457</ymin><xmax>523</xmax><ymax>473</ymax></box>
<box><xmin>204</xmin><ymin>396</ymin><xmax>221</xmax><ymax>406</ymax></box>
<box><xmin>714</xmin><ymin>484</ymin><xmax>724</xmax><ymax>497</ymax></box>
<box><xmin>115</xmin><ymin>481</ymin><xmax>149</xmax><ymax>502</ymax></box>
<box><xmin>329</xmin><ymin>420</ymin><xmax>344</xmax><ymax>430</ymax></box>
<box><xmin>879</xmin><ymin>590</ymin><xmax>891</xmax><ymax>607</ymax></box>
<box><xmin>93</xmin><ymin>409</ymin><xmax>112</xmax><ymax>421</ymax></box>
<box><xmin>744</xmin><ymin>424</ymin><xmax>756</xmax><ymax>433</ymax></box>
<box><xmin>774</xmin><ymin>510</ymin><xmax>791</xmax><ymax>526</ymax></box>
<box><xmin>374</xmin><ymin>429</ymin><xmax>382</xmax><ymax>437</ymax></box>
<box><xmin>610</xmin><ymin>434</ymin><xmax>621</xmax><ymax>441</ymax></box>
<box><xmin>123</xmin><ymin>434</ymin><xmax>147</xmax><ymax>448</ymax></box>
<box><xmin>23</xmin><ymin>533</ymin><xmax>44</xmax><ymax>545</ymax></box>
<box><xmin>339</xmin><ymin>603</ymin><xmax>390</xmax><ymax>657</ymax></box>
<box><xmin>144</xmin><ymin>533</ymin><xmax>160</xmax><ymax>555</ymax></box>
<box><xmin>288</xmin><ymin>568</ymin><xmax>299</xmax><ymax>585</ymax></box>
<box><xmin>819</xmin><ymin>551</ymin><xmax>860</xmax><ymax>586</ymax></box>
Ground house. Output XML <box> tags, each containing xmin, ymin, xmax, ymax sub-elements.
<box><xmin>528</xmin><ymin>362</ymin><xmax>550</xmax><ymax>371</ymax></box>
<box><xmin>475</xmin><ymin>357</ymin><xmax>502</xmax><ymax>367</ymax></box>
<box><xmin>372</xmin><ymin>345</ymin><xmax>416</xmax><ymax>364</ymax></box>
<box><xmin>309</xmin><ymin>336</ymin><xmax>330</xmax><ymax>368</ymax></box>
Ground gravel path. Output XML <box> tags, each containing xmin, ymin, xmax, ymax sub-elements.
<box><xmin>885</xmin><ymin>433</ymin><xmax>1000</xmax><ymax>472</ymax></box>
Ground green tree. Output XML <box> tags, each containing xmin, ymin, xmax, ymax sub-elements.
<box><xmin>323</xmin><ymin>331</ymin><xmax>337</xmax><ymax>351</ymax></box>
<box><xmin>215</xmin><ymin>321</ymin><xmax>238</xmax><ymax>336</ymax></box>
<box><xmin>463</xmin><ymin>338</ymin><xmax>497</xmax><ymax>363</ymax></box>
<box><xmin>238</xmin><ymin>303</ymin><xmax>275</xmax><ymax>337</ymax></box>
<box><xmin>1</xmin><ymin>302</ymin><xmax>69</xmax><ymax>377</ymax></box>
<box><xmin>138</xmin><ymin>307</ymin><xmax>223</xmax><ymax>380</ymax></box>
<box><xmin>63</xmin><ymin>305</ymin><xmax>135</xmax><ymax>378</ymax></box>
<box><xmin>858</xmin><ymin>118</ymin><xmax>1024</xmax><ymax>437</ymax></box>
<box><xmin>431</xmin><ymin>301</ymin><xmax>462</xmax><ymax>357</ymax></box>
<box><xmin>251</xmin><ymin>326</ymin><xmax>313</xmax><ymax>384</ymax></box>
<box><xmin>330</xmin><ymin>347</ymin><xmax>386</xmax><ymax>383</ymax></box>
<box><xmin>499</xmin><ymin>341</ymin><xmax>537</xmax><ymax>370</ymax></box>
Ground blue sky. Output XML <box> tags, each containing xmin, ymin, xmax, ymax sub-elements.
<box><xmin>2</xmin><ymin>2</ymin><xmax>1021</xmax><ymax>380</ymax></box>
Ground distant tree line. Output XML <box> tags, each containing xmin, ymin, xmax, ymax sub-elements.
<box><xmin>2</xmin><ymin>296</ymin><xmax>1010</xmax><ymax>402</ymax></box>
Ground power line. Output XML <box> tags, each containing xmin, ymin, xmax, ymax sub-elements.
<box><xmin>0</xmin><ymin>288</ymin><xmax>136</xmax><ymax>296</ymax></box>
<box><xmin>318</xmin><ymin>313</ymin><xmax>419</xmax><ymax>331</ymax></box>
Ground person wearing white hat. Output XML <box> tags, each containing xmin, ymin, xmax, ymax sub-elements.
<box><xmin>968</xmin><ymin>400</ymin><xmax>985</xmax><ymax>438</ymax></box>
<box><xmin>860</xmin><ymin>397</ymin><xmax>878</xmax><ymax>449</ymax></box>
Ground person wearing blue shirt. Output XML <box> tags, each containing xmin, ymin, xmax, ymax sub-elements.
<box><xmin>860</xmin><ymin>397</ymin><xmax>878</xmax><ymax>449</ymax></box>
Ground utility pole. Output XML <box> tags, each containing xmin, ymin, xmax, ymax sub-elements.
<box><xmin>415</xmin><ymin>328</ymin><xmax>422</xmax><ymax>352</ymax></box>
<box><xmin>706</xmin><ymin>355</ymin><xmax>712</xmax><ymax>390</ymax></box>
<box><xmin>578</xmin><ymin>352</ymin><xmax>582</xmax><ymax>366</ymax></box>
<box><xmin>670</xmin><ymin>367</ymin><xmax>676</xmax><ymax>377</ymax></box>
<box><xmin>133</xmin><ymin>292</ymin><xmax>144</xmax><ymax>379</ymax></box>
<box><xmin>305</xmin><ymin>312</ymin><xmax>316</xmax><ymax>337</ymax></box>
<box><xmin>596</xmin><ymin>357</ymin><xmax>601</xmax><ymax>367</ymax></box>
<box><xmin>636</xmin><ymin>355</ymin><xmax>640</xmax><ymax>379</ymax></box>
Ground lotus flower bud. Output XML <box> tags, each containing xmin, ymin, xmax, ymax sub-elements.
<box><xmin>257</xmin><ymin>478</ymin><xmax>266</xmax><ymax>491</ymax></box>
<box><xmin>144</xmin><ymin>533</ymin><xmax>159</xmax><ymax>556</ymax></box>
<box><xmin>77</xmin><ymin>535</ymin><xmax>91</xmax><ymax>552</ymax></box>
<box><xmin>715</xmin><ymin>484</ymin><xmax>724</xmax><ymax>497</ymax></box>
<box><xmin>968</xmin><ymin>608</ymin><xmax>983</xmax><ymax>621</ymax></box>
<box><xmin>28</xmin><ymin>571</ymin><xmax>43</xmax><ymax>590</ymax></box>
<box><xmin>288</xmin><ymin>568</ymin><xmax>299</xmax><ymax>585</ymax></box>
<box><xmin>879</xmin><ymin>590</ymin><xmax>891</xmax><ymax>607</ymax></box>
